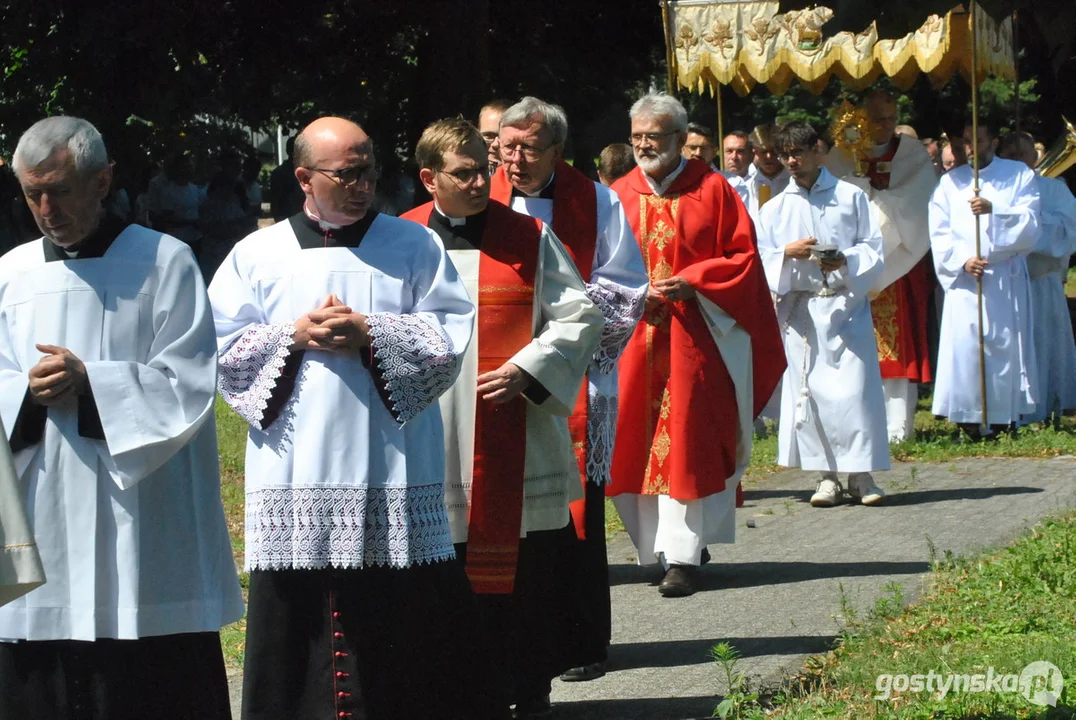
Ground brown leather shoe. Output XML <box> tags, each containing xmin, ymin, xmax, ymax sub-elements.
<box><xmin>658</xmin><ymin>564</ymin><xmax>697</xmax><ymax>597</ymax></box>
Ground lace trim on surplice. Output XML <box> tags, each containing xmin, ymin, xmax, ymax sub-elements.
<box><xmin>245</xmin><ymin>484</ymin><xmax>455</xmax><ymax>571</ymax></box>
<box><xmin>217</xmin><ymin>323</ymin><xmax>296</xmax><ymax>430</ymax></box>
<box><xmin>365</xmin><ymin>313</ymin><xmax>459</xmax><ymax>424</ymax></box>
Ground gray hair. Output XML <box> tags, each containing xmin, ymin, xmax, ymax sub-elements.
<box><xmin>12</xmin><ymin>116</ymin><xmax>109</xmax><ymax>175</ymax></box>
<box><xmin>630</xmin><ymin>92</ymin><xmax>688</xmax><ymax>132</ymax></box>
<box><xmin>500</xmin><ymin>96</ymin><xmax>569</xmax><ymax>147</ymax></box>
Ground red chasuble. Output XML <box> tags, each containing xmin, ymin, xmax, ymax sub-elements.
<box><xmin>863</xmin><ymin>140</ymin><xmax>933</xmax><ymax>383</ymax></box>
<box><xmin>401</xmin><ymin>200</ymin><xmax>542</xmax><ymax>594</ymax></box>
<box><xmin>608</xmin><ymin>160</ymin><xmax>785</xmax><ymax>500</ymax></box>
<box><xmin>490</xmin><ymin>162</ymin><xmax>597</xmax><ymax>538</ymax></box>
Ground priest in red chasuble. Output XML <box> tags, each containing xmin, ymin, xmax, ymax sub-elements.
<box><xmin>489</xmin><ymin>96</ymin><xmax>649</xmax><ymax>689</ymax></box>
<box><xmin>400</xmin><ymin>118</ymin><xmax>603</xmax><ymax>719</ymax></box>
<box><xmin>831</xmin><ymin>91</ymin><xmax>937</xmax><ymax>441</ymax></box>
<box><xmin>609</xmin><ymin>92</ymin><xmax>785</xmax><ymax>598</ymax></box>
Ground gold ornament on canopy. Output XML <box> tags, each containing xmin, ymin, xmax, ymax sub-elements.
<box><xmin>829</xmin><ymin>101</ymin><xmax>872</xmax><ymax>177</ymax></box>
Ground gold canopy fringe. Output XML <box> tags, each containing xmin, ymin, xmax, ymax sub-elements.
<box><xmin>667</xmin><ymin>1</ymin><xmax>1015</xmax><ymax>97</ymax></box>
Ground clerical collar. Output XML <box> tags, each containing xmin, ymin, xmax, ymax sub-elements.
<box><xmin>289</xmin><ymin>205</ymin><xmax>379</xmax><ymax>250</ymax></box>
<box><xmin>511</xmin><ymin>173</ymin><xmax>556</xmax><ymax>200</ymax></box>
<box><xmin>433</xmin><ymin>203</ymin><xmax>467</xmax><ymax>227</ymax></box>
<box><xmin>42</xmin><ymin>212</ymin><xmax>127</xmax><ymax>263</ymax></box>
<box><xmin>429</xmin><ymin>205</ymin><xmax>487</xmax><ymax>250</ymax></box>
<box><xmin>644</xmin><ymin>157</ymin><xmax>688</xmax><ymax>196</ymax></box>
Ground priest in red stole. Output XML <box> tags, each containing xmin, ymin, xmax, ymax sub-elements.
<box><xmin>490</xmin><ymin>97</ymin><xmax>648</xmax><ymax>688</ymax></box>
<box><xmin>830</xmin><ymin>91</ymin><xmax>936</xmax><ymax>441</ymax></box>
<box><xmin>609</xmin><ymin>92</ymin><xmax>785</xmax><ymax>598</ymax></box>
<box><xmin>400</xmin><ymin>117</ymin><xmax>602</xmax><ymax>719</ymax></box>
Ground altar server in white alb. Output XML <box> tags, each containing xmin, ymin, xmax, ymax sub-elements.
<box><xmin>209</xmin><ymin>117</ymin><xmax>498</xmax><ymax>720</ymax></box>
<box><xmin>756</xmin><ymin>122</ymin><xmax>891</xmax><ymax>508</ymax></box>
<box><xmin>401</xmin><ymin>117</ymin><xmax>602</xmax><ymax>718</ymax></box>
<box><xmin>0</xmin><ymin>116</ymin><xmax>244</xmax><ymax>719</ymax></box>
<box><xmin>998</xmin><ymin>131</ymin><xmax>1076</xmax><ymax>424</ymax></box>
<box><xmin>929</xmin><ymin>119</ymin><xmax>1041</xmax><ymax>437</ymax></box>
<box><xmin>0</xmin><ymin>422</ymin><xmax>45</xmax><ymax>608</ymax></box>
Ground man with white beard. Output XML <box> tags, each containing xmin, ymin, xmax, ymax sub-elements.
<box><xmin>609</xmin><ymin>92</ymin><xmax>784</xmax><ymax>596</ymax></box>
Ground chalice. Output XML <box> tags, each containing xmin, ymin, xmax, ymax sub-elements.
<box><xmin>810</xmin><ymin>244</ymin><xmax>843</xmax><ymax>298</ymax></box>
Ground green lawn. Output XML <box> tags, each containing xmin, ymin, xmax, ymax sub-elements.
<box><xmin>715</xmin><ymin>512</ymin><xmax>1076</xmax><ymax>719</ymax></box>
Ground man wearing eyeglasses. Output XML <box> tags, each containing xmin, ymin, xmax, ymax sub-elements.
<box><xmin>401</xmin><ymin>116</ymin><xmax>603</xmax><ymax>720</ymax></box>
<box><xmin>608</xmin><ymin>92</ymin><xmax>785</xmax><ymax>599</ymax></box>
<box><xmin>489</xmin><ymin>96</ymin><xmax>648</xmax><ymax>700</ymax></box>
<box><xmin>745</xmin><ymin>124</ymin><xmax>791</xmax><ymax>223</ymax></box>
<box><xmin>208</xmin><ymin>116</ymin><xmax>486</xmax><ymax>720</ymax></box>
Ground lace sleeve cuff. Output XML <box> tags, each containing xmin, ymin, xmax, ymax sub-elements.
<box><xmin>587</xmin><ymin>279</ymin><xmax>646</xmax><ymax>374</ymax></box>
<box><xmin>365</xmin><ymin>313</ymin><xmax>460</xmax><ymax>424</ymax></box>
<box><xmin>218</xmin><ymin>323</ymin><xmax>298</xmax><ymax>430</ymax></box>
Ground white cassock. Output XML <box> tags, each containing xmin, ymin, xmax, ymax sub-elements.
<box><xmin>715</xmin><ymin>168</ymin><xmax>751</xmax><ymax>206</ymax></box>
<box><xmin>929</xmin><ymin>158</ymin><xmax>1041</xmax><ymax>425</ymax></box>
<box><xmin>0</xmin><ymin>226</ymin><xmax>244</xmax><ymax>641</ymax></box>
<box><xmin>509</xmin><ymin>178</ymin><xmax>648</xmax><ymax>486</ymax></box>
<box><xmin>438</xmin><ymin>217</ymin><xmax>603</xmax><ymax>541</ymax></box>
<box><xmin>210</xmin><ymin>213</ymin><xmax>474</xmax><ymax>572</ymax></box>
<box><xmin>0</xmin><ymin>423</ymin><xmax>44</xmax><ymax>608</ymax></box>
<box><xmin>1023</xmin><ymin>175</ymin><xmax>1076</xmax><ymax>422</ymax></box>
<box><xmin>757</xmin><ymin>168</ymin><xmax>891</xmax><ymax>473</ymax></box>
<box><xmin>833</xmin><ymin>137</ymin><xmax>938</xmax><ymax>440</ymax></box>
<box><xmin>745</xmin><ymin>164</ymin><xmax>791</xmax><ymax>224</ymax></box>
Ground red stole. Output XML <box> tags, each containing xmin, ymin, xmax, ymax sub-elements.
<box><xmin>491</xmin><ymin>162</ymin><xmax>598</xmax><ymax>539</ymax></box>
<box><xmin>862</xmin><ymin>135</ymin><xmax>901</xmax><ymax>191</ymax></box>
<box><xmin>400</xmin><ymin>201</ymin><xmax>541</xmax><ymax>594</ymax></box>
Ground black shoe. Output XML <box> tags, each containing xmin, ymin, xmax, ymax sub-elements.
<box><xmin>512</xmin><ymin>694</ymin><xmax>552</xmax><ymax>719</ymax></box>
<box><xmin>700</xmin><ymin>547</ymin><xmax>711</xmax><ymax>566</ymax></box>
<box><xmin>658</xmin><ymin>565</ymin><xmax>698</xmax><ymax>597</ymax></box>
<box><xmin>559</xmin><ymin>662</ymin><xmax>606</xmax><ymax>682</ymax></box>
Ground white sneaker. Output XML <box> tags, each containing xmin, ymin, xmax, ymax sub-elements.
<box><xmin>810</xmin><ymin>478</ymin><xmax>842</xmax><ymax>507</ymax></box>
<box><xmin>849</xmin><ymin>473</ymin><xmax>885</xmax><ymax>505</ymax></box>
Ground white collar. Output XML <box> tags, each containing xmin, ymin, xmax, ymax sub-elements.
<box><xmin>433</xmin><ymin>202</ymin><xmax>467</xmax><ymax>227</ymax></box>
<box><xmin>645</xmin><ymin>158</ymin><xmax>688</xmax><ymax>196</ymax></box>
<box><xmin>304</xmin><ymin>202</ymin><xmax>342</xmax><ymax>230</ymax></box>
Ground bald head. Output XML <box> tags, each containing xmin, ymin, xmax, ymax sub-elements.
<box><xmin>294</xmin><ymin>117</ymin><xmax>372</xmax><ymax>170</ymax></box>
<box><xmin>998</xmin><ymin>131</ymin><xmax>1038</xmax><ymax>169</ymax></box>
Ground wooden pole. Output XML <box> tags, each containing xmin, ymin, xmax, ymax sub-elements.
<box><xmin>1013</xmin><ymin>10</ymin><xmax>1021</xmax><ymax>134</ymax></box>
<box><xmin>717</xmin><ymin>83</ymin><xmax>725</xmax><ymax>170</ymax></box>
<box><xmin>970</xmin><ymin>0</ymin><xmax>989</xmax><ymax>432</ymax></box>
<box><xmin>661</xmin><ymin>1</ymin><xmax>676</xmax><ymax>95</ymax></box>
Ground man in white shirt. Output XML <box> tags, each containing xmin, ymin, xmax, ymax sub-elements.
<box><xmin>745</xmin><ymin>124</ymin><xmax>792</xmax><ymax>223</ymax></box>
<box><xmin>0</xmin><ymin>116</ymin><xmax>243</xmax><ymax>719</ymax></box>
<box><xmin>929</xmin><ymin>119</ymin><xmax>1041</xmax><ymax>438</ymax></box>
<box><xmin>756</xmin><ymin>121</ymin><xmax>891</xmax><ymax>507</ymax></box>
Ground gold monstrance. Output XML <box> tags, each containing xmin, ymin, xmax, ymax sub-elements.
<box><xmin>830</xmin><ymin>101</ymin><xmax>873</xmax><ymax>177</ymax></box>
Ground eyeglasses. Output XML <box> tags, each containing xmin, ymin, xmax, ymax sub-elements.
<box><xmin>629</xmin><ymin>131</ymin><xmax>677</xmax><ymax>146</ymax></box>
<box><xmin>308</xmin><ymin>164</ymin><xmax>378</xmax><ymax>188</ymax></box>
<box><xmin>500</xmin><ymin>142</ymin><xmax>553</xmax><ymax>162</ymax></box>
<box><xmin>777</xmin><ymin>148</ymin><xmax>810</xmax><ymax>160</ymax></box>
<box><xmin>438</xmin><ymin>166</ymin><xmax>489</xmax><ymax>186</ymax></box>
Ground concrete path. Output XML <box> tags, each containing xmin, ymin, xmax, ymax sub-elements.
<box><xmin>548</xmin><ymin>457</ymin><xmax>1076</xmax><ymax>720</ymax></box>
<box><xmin>227</xmin><ymin>456</ymin><xmax>1075</xmax><ymax>719</ymax></box>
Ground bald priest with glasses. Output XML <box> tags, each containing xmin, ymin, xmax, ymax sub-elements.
<box><xmin>208</xmin><ymin>117</ymin><xmax>491</xmax><ymax>719</ymax></box>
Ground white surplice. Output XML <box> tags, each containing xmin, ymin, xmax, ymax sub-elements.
<box><xmin>0</xmin><ymin>422</ymin><xmax>44</xmax><ymax>608</ymax></box>
<box><xmin>757</xmin><ymin>168</ymin><xmax>891</xmax><ymax>473</ymax></box>
<box><xmin>745</xmin><ymin>164</ymin><xmax>791</xmax><ymax>223</ymax></box>
<box><xmin>0</xmin><ymin>226</ymin><xmax>244</xmax><ymax>641</ymax></box>
<box><xmin>509</xmin><ymin>177</ymin><xmax>648</xmax><ymax>485</ymax></box>
<box><xmin>929</xmin><ymin>158</ymin><xmax>1041</xmax><ymax>424</ymax></box>
<box><xmin>210</xmin><ymin>214</ymin><xmax>475</xmax><ymax>571</ymax></box>
<box><xmin>1023</xmin><ymin>175</ymin><xmax>1076</xmax><ymax>422</ymax></box>
<box><xmin>439</xmin><ymin>221</ymin><xmax>603</xmax><ymax>543</ymax></box>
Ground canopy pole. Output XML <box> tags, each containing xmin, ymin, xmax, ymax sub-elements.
<box><xmin>661</xmin><ymin>1</ymin><xmax>676</xmax><ymax>95</ymax></box>
<box><xmin>970</xmin><ymin>0</ymin><xmax>989</xmax><ymax>433</ymax></box>
<box><xmin>1013</xmin><ymin>10</ymin><xmax>1021</xmax><ymax>133</ymax></box>
<box><xmin>716</xmin><ymin>84</ymin><xmax>725</xmax><ymax>170</ymax></box>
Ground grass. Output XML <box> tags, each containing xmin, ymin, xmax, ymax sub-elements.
<box><xmin>1065</xmin><ymin>267</ymin><xmax>1076</xmax><ymax>298</ymax></box>
<box><xmin>714</xmin><ymin>512</ymin><xmax>1076</xmax><ymax>719</ymax></box>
